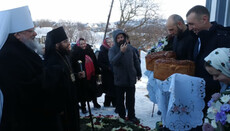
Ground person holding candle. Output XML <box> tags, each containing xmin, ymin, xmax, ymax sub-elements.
<box><xmin>71</xmin><ymin>38</ymin><xmax>101</xmax><ymax>114</ymax></box>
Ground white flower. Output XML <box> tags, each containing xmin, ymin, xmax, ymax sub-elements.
<box><xmin>207</xmin><ymin>106</ymin><xmax>216</xmax><ymax>114</ymax></box>
<box><xmin>94</xmin><ymin>124</ymin><xmax>103</xmax><ymax>129</ymax></box>
<box><xmin>122</xmin><ymin>126</ymin><xmax>133</xmax><ymax>131</ymax></box>
<box><xmin>111</xmin><ymin>126</ymin><xmax>133</xmax><ymax>131</ymax></box>
<box><xmin>214</xmin><ymin>101</ymin><xmax>222</xmax><ymax>112</ymax></box>
<box><xmin>111</xmin><ymin>127</ymin><xmax>121</xmax><ymax>131</ymax></box>
<box><xmin>211</xmin><ymin>120</ymin><xmax>217</xmax><ymax>128</ymax></box>
<box><xmin>93</xmin><ymin>118</ymin><xmax>97</xmax><ymax>123</ymax></box>
<box><xmin>220</xmin><ymin>94</ymin><xmax>230</xmax><ymax>103</ymax></box>
<box><xmin>152</xmin><ymin>37</ymin><xmax>168</xmax><ymax>52</ymax></box>
<box><xmin>207</xmin><ymin>112</ymin><xmax>215</xmax><ymax>120</ymax></box>
<box><xmin>204</xmin><ymin>118</ymin><xmax>210</xmax><ymax>124</ymax></box>
<box><xmin>227</xmin><ymin>114</ymin><xmax>230</xmax><ymax>123</ymax></box>
<box><xmin>118</xmin><ymin>117</ymin><xmax>125</xmax><ymax>123</ymax></box>
<box><xmin>86</xmin><ymin>122</ymin><xmax>92</xmax><ymax>127</ymax></box>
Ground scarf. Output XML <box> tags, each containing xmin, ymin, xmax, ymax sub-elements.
<box><xmin>204</xmin><ymin>48</ymin><xmax>230</xmax><ymax>77</ymax></box>
<box><xmin>102</xmin><ymin>39</ymin><xmax>111</xmax><ymax>49</ymax></box>
<box><xmin>85</xmin><ymin>55</ymin><xmax>95</xmax><ymax>80</ymax></box>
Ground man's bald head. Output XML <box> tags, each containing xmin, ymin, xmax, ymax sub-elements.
<box><xmin>166</xmin><ymin>14</ymin><xmax>186</xmax><ymax>36</ymax></box>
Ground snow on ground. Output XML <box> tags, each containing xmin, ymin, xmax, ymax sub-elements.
<box><xmin>80</xmin><ymin>51</ymin><xmax>161</xmax><ymax>129</ymax></box>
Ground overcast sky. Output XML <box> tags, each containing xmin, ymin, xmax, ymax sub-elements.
<box><xmin>0</xmin><ymin>0</ymin><xmax>206</xmax><ymax>23</ymax></box>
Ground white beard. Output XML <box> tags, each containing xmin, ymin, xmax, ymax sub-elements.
<box><xmin>22</xmin><ymin>38</ymin><xmax>45</xmax><ymax>56</ymax></box>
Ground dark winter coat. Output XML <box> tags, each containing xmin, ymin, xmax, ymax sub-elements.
<box><xmin>108</xmin><ymin>29</ymin><xmax>142</xmax><ymax>87</ymax></box>
<box><xmin>0</xmin><ymin>34</ymin><xmax>46</xmax><ymax>131</ymax></box>
<box><xmin>71</xmin><ymin>44</ymin><xmax>100</xmax><ymax>101</ymax></box>
<box><xmin>194</xmin><ymin>22</ymin><xmax>230</xmax><ymax>104</ymax></box>
<box><xmin>44</xmin><ymin>33</ymin><xmax>79</xmax><ymax>131</ymax></box>
<box><xmin>98</xmin><ymin>44</ymin><xmax>115</xmax><ymax>97</ymax></box>
<box><xmin>173</xmin><ymin>28</ymin><xmax>197</xmax><ymax>60</ymax></box>
<box><xmin>130</xmin><ymin>45</ymin><xmax>141</xmax><ymax>63</ymax></box>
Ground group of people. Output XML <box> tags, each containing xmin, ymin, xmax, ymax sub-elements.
<box><xmin>0</xmin><ymin>5</ymin><xmax>142</xmax><ymax>131</ymax></box>
<box><xmin>163</xmin><ymin>5</ymin><xmax>230</xmax><ymax>130</ymax></box>
<box><xmin>0</xmin><ymin>6</ymin><xmax>80</xmax><ymax>131</ymax></box>
<box><xmin>1</xmin><ymin>3</ymin><xmax>230</xmax><ymax>131</ymax></box>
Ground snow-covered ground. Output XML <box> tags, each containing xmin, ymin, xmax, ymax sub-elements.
<box><xmin>80</xmin><ymin>51</ymin><xmax>161</xmax><ymax>129</ymax></box>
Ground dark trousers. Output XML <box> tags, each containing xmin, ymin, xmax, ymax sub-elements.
<box><xmin>116</xmin><ymin>85</ymin><xmax>135</xmax><ymax>119</ymax></box>
<box><xmin>104</xmin><ymin>95</ymin><xmax>116</xmax><ymax>107</ymax></box>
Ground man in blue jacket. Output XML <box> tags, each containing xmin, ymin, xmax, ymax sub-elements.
<box><xmin>108</xmin><ymin>29</ymin><xmax>142</xmax><ymax>124</ymax></box>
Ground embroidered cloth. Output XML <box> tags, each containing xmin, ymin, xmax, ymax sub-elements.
<box><xmin>146</xmin><ymin>71</ymin><xmax>205</xmax><ymax>130</ymax></box>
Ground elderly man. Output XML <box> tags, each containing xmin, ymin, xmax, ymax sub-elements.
<box><xmin>186</xmin><ymin>5</ymin><xmax>230</xmax><ymax>114</ymax></box>
<box><xmin>0</xmin><ymin>6</ymin><xmax>47</xmax><ymax>131</ymax></box>
<box><xmin>166</xmin><ymin>14</ymin><xmax>197</xmax><ymax>60</ymax></box>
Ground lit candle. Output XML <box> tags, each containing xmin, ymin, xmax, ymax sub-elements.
<box><xmin>78</xmin><ymin>60</ymin><xmax>83</xmax><ymax>71</ymax></box>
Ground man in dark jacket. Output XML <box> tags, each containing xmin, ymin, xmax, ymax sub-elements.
<box><xmin>44</xmin><ymin>27</ymin><xmax>80</xmax><ymax>131</ymax></box>
<box><xmin>186</xmin><ymin>5</ymin><xmax>230</xmax><ymax>113</ymax></box>
<box><xmin>166</xmin><ymin>14</ymin><xmax>197</xmax><ymax>60</ymax></box>
<box><xmin>108</xmin><ymin>29</ymin><xmax>142</xmax><ymax>124</ymax></box>
<box><xmin>0</xmin><ymin>6</ymin><xmax>48</xmax><ymax>131</ymax></box>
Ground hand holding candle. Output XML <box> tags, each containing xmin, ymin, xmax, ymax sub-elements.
<box><xmin>78</xmin><ymin>60</ymin><xmax>83</xmax><ymax>71</ymax></box>
<box><xmin>77</xmin><ymin>60</ymin><xmax>85</xmax><ymax>78</ymax></box>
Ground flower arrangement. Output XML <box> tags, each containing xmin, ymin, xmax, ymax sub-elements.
<box><xmin>148</xmin><ymin>34</ymin><xmax>175</xmax><ymax>54</ymax></box>
<box><xmin>203</xmin><ymin>92</ymin><xmax>230</xmax><ymax>130</ymax></box>
<box><xmin>80</xmin><ymin>114</ymin><xmax>152</xmax><ymax>131</ymax></box>
<box><xmin>149</xmin><ymin>37</ymin><xmax>168</xmax><ymax>53</ymax></box>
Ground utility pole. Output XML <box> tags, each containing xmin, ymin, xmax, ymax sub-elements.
<box><xmin>103</xmin><ymin>0</ymin><xmax>114</xmax><ymax>40</ymax></box>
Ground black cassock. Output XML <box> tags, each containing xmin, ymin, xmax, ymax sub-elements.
<box><xmin>0</xmin><ymin>34</ymin><xmax>46</xmax><ymax>131</ymax></box>
<box><xmin>44</xmin><ymin>35</ymin><xmax>80</xmax><ymax>131</ymax></box>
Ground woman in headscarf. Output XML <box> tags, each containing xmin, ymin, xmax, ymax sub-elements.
<box><xmin>204</xmin><ymin>48</ymin><xmax>230</xmax><ymax>92</ymax></box>
<box><xmin>71</xmin><ymin>38</ymin><xmax>101</xmax><ymax>114</ymax></box>
<box><xmin>98</xmin><ymin>38</ymin><xmax>116</xmax><ymax>107</ymax></box>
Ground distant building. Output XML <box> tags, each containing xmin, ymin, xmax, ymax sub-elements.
<box><xmin>35</xmin><ymin>27</ymin><xmax>53</xmax><ymax>44</ymax></box>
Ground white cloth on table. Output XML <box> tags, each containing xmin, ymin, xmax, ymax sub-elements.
<box><xmin>145</xmin><ymin>70</ymin><xmax>157</xmax><ymax>103</ymax></box>
<box><xmin>0</xmin><ymin>89</ymin><xmax>3</xmax><ymax>123</ymax></box>
<box><xmin>146</xmin><ymin>72</ymin><xmax>205</xmax><ymax>131</ymax></box>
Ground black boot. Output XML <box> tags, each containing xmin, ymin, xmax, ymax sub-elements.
<box><xmin>93</xmin><ymin>98</ymin><xmax>101</xmax><ymax>108</ymax></box>
<box><xmin>104</xmin><ymin>95</ymin><xmax>111</xmax><ymax>107</ymax></box>
<box><xmin>81</xmin><ymin>102</ymin><xmax>88</xmax><ymax>114</ymax></box>
<box><xmin>82</xmin><ymin>107</ymin><xmax>88</xmax><ymax>114</ymax></box>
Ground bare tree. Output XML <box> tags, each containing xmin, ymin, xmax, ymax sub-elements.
<box><xmin>34</xmin><ymin>19</ymin><xmax>55</xmax><ymax>27</ymax></box>
<box><xmin>76</xmin><ymin>30</ymin><xmax>101</xmax><ymax>48</ymax></box>
<box><xmin>117</xmin><ymin>0</ymin><xmax>158</xmax><ymax>31</ymax></box>
<box><xmin>55</xmin><ymin>20</ymin><xmax>87</xmax><ymax>43</ymax></box>
<box><xmin>116</xmin><ymin>0</ymin><xmax>167</xmax><ymax>50</ymax></box>
<box><xmin>76</xmin><ymin>22</ymin><xmax>86</xmax><ymax>31</ymax></box>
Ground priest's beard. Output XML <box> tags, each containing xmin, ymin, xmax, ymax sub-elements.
<box><xmin>57</xmin><ymin>44</ymin><xmax>70</xmax><ymax>56</ymax></box>
<box><xmin>21</xmin><ymin>38</ymin><xmax>44</xmax><ymax>56</ymax></box>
